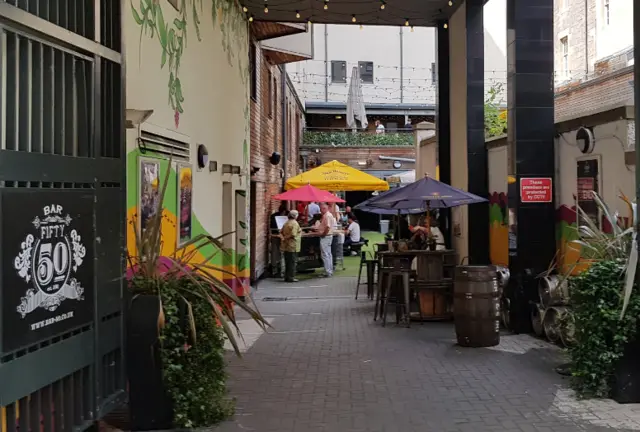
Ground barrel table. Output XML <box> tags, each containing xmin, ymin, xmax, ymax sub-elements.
<box><xmin>453</xmin><ymin>265</ymin><xmax>501</xmax><ymax>347</ymax></box>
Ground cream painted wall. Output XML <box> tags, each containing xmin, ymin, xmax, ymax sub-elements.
<box><xmin>125</xmin><ymin>1</ymin><xmax>249</xmax><ymax>240</ymax></box>
<box><xmin>556</xmin><ymin>119</ymin><xmax>635</xmax><ymax>217</ymax></box>
<box><xmin>449</xmin><ymin>2</ymin><xmax>469</xmax><ymax>261</ymax></box>
<box><xmin>488</xmin><ymin>144</ymin><xmax>508</xmax><ymax>195</ymax></box>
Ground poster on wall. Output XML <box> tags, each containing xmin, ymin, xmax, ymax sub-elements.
<box><xmin>2</xmin><ymin>190</ymin><xmax>94</xmax><ymax>353</ymax></box>
<box><xmin>577</xmin><ymin>158</ymin><xmax>599</xmax><ymax>227</ymax></box>
<box><xmin>177</xmin><ymin>163</ymin><xmax>193</xmax><ymax>245</ymax></box>
<box><xmin>139</xmin><ymin>158</ymin><xmax>161</xmax><ymax>233</ymax></box>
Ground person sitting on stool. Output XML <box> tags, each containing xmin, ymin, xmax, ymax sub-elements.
<box><xmin>343</xmin><ymin>214</ymin><xmax>361</xmax><ymax>255</ymax></box>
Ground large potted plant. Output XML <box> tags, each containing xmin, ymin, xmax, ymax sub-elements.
<box><xmin>126</xmin><ymin>162</ymin><xmax>268</xmax><ymax>429</ymax></box>
<box><xmin>561</xmin><ymin>193</ymin><xmax>640</xmax><ymax>401</ymax></box>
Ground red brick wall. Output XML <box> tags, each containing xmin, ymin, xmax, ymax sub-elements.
<box><xmin>555</xmin><ymin>67</ymin><xmax>634</xmax><ymax>120</ymax></box>
<box><xmin>249</xmin><ymin>41</ymin><xmax>303</xmax><ymax>280</ymax></box>
<box><xmin>301</xmin><ymin>146</ymin><xmax>416</xmax><ymax>171</ymax></box>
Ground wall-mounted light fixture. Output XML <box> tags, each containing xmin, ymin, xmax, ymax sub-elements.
<box><xmin>197</xmin><ymin>144</ymin><xmax>209</xmax><ymax>169</ymax></box>
<box><xmin>357</xmin><ymin>161</ymin><xmax>367</xmax><ymax>166</ymax></box>
<box><xmin>576</xmin><ymin>126</ymin><xmax>595</xmax><ymax>154</ymax></box>
<box><xmin>270</xmin><ymin>152</ymin><xmax>281</xmax><ymax>165</ymax></box>
<box><xmin>126</xmin><ymin>109</ymin><xmax>154</xmax><ymax>129</ymax></box>
<box><xmin>209</xmin><ymin>161</ymin><xmax>218</xmax><ymax>172</ymax></box>
<box><xmin>222</xmin><ymin>164</ymin><xmax>233</xmax><ymax>174</ymax></box>
<box><xmin>231</xmin><ymin>165</ymin><xmax>241</xmax><ymax>174</ymax></box>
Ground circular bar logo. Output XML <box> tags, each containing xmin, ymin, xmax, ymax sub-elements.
<box><xmin>13</xmin><ymin>204</ymin><xmax>86</xmax><ymax>318</ymax></box>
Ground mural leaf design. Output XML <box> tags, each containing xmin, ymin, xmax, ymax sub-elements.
<box><xmin>239</xmin><ymin>238</ymin><xmax>247</xmax><ymax>246</ymax></box>
<box><xmin>238</xmin><ymin>221</ymin><xmax>247</xmax><ymax>229</ymax></box>
<box><xmin>131</xmin><ymin>0</ymin><xmax>248</xmax><ymax>127</ymax></box>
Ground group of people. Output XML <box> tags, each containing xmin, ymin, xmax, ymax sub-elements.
<box><xmin>273</xmin><ymin>202</ymin><xmax>362</xmax><ymax>283</ymax></box>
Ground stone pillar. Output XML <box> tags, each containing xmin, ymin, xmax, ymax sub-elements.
<box><xmin>414</xmin><ymin>121</ymin><xmax>436</xmax><ymax>179</ymax></box>
<box><xmin>507</xmin><ymin>0</ymin><xmax>556</xmax><ymax>332</ymax></box>
<box><xmin>448</xmin><ymin>0</ymin><xmax>488</xmax><ymax>264</ymax></box>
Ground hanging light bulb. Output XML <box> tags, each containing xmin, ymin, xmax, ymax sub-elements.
<box><xmin>444</xmin><ymin>22</ymin><xmax>448</xmax><ymax>28</ymax></box>
<box><xmin>242</xmin><ymin>5</ymin><xmax>248</xmax><ymax>12</ymax></box>
<box><xmin>264</xmin><ymin>4</ymin><xmax>268</xmax><ymax>13</ymax></box>
<box><xmin>411</xmin><ymin>26</ymin><xmax>414</xmax><ymax>32</ymax></box>
<box><xmin>249</xmin><ymin>15</ymin><xmax>254</xmax><ymax>21</ymax></box>
<box><xmin>308</xmin><ymin>18</ymin><xmax>312</xmax><ymax>24</ymax></box>
<box><xmin>404</xmin><ymin>19</ymin><xmax>409</xmax><ymax>26</ymax></box>
<box><xmin>448</xmin><ymin>0</ymin><xmax>453</xmax><ymax>5</ymax></box>
<box><xmin>323</xmin><ymin>1</ymin><xmax>328</xmax><ymax>10</ymax></box>
<box><xmin>296</xmin><ymin>10</ymin><xmax>300</xmax><ymax>18</ymax></box>
<box><xmin>352</xmin><ymin>15</ymin><xmax>356</xmax><ymax>22</ymax></box>
<box><xmin>380</xmin><ymin>1</ymin><xmax>385</xmax><ymax>10</ymax></box>
<box><xmin>360</xmin><ymin>24</ymin><xmax>364</xmax><ymax>30</ymax></box>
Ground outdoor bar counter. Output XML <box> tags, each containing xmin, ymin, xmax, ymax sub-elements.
<box><xmin>270</xmin><ymin>230</ymin><xmax>324</xmax><ymax>272</ymax></box>
<box><xmin>377</xmin><ymin>248</ymin><xmax>457</xmax><ymax>321</ymax></box>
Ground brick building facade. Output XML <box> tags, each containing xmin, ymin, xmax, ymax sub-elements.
<box><xmin>249</xmin><ymin>40</ymin><xmax>304</xmax><ymax>281</ymax></box>
<box><xmin>300</xmin><ymin>146</ymin><xmax>415</xmax><ymax>173</ymax></box>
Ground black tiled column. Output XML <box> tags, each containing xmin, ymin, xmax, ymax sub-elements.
<box><xmin>465</xmin><ymin>0</ymin><xmax>490</xmax><ymax>265</ymax></box>
<box><xmin>436</xmin><ymin>21</ymin><xmax>451</xmax><ymax>246</ymax></box>
<box><xmin>507</xmin><ymin>0</ymin><xmax>555</xmax><ymax>330</ymax></box>
<box><xmin>635</xmin><ymin>1</ymin><xmax>640</xmax><ymax>206</ymax></box>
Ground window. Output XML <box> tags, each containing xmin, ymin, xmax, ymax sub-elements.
<box><xmin>604</xmin><ymin>0</ymin><xmax>610</xmax><ymax>25</ymax></box>
<box><xmin>560</xmin><ymin>37</ymin><xmax>569</xmax><ymax>77</ymax></box>
<box><xmin>273</xmin><ymin>77</ymin><xmax>278</xmax><ymax>123</ymax></box>
<box><xmin>331</xmin><ymin>60</ymin><xmax>347</xmax><ymax>83</ymax></box>
<box><xmin>431</xmin><ymin>62</ymin><xmax>436</xmax><ymax>85</ymax></box>
<box><xmin>250</xmin><ymin>43</ymin><xmax>257</xmax><ymax>101</ymax></box>
<box><xmin>359</xmin><ymin>61</ymin><xmax>374</xmax><ymax>83</ymax></box>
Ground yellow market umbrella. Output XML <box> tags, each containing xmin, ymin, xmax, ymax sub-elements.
<box><xmin>286</xmin><ymin>160</ymin><xmax>389</xmax><ymax>191</ymax></box>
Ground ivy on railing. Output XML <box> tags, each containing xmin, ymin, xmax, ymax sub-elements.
<box><xmin>302</xmin><ymin>130</ymin><xmax>414</xmax><ymax>147</ymax></box>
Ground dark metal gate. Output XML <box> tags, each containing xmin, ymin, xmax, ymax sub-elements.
<box><xmin>0</xmin><ymin>1</ymin><xmax>126</xmax><ymax>431</ymax></box>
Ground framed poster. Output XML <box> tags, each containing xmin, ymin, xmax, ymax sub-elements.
<box><xmin>577</xmin><ymin>157</ymin><xmax>600</xmax><ymax>228</ymax></box>
<box><xmin>138</xmin><ymin>157</ymin><xmax>161</xmax><ymax>234</ymax></box>
<box><xmin>177</xmin><ymin>163</ymin><xmax>193</xmax><ymax>246</ymax></box>
<box><xmin>2</xmin><ymin>190</ymin><xmax>95</xmax><ymax>353</ymax></box>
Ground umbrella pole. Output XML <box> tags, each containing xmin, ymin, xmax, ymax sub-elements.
<box><xmin>396</xmin><ymin>209</ymin><xmax>400</xmax><ymax>240</ymax></box>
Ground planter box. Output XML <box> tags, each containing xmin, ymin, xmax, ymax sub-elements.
<box><xmin>126</xmin><ymin>295</ymin><xmax>173</xmax><ymax>430</ymax></box>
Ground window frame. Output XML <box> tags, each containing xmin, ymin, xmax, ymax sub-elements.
<box><xmin>331</xmin><ymin>60</ymin><xmax>347</xmax><ymax>83</ymax></box>
<box><xmin>358</xmin><ymin>61</ymin><xmax>374</xmax><ymax>84</ymax></box>
<box><xmin>560</xmin><ymin>37</ymin><xmax>569</xmax><ymax>77</ymax></box>
<box><xmin>267</xmin><ymin>70</ymin><xmax>273</xmax><ymax>118</ymax></box>
<box><xmin>249</xmin><ymin>43</ymin><xmax>257</xmax><ymax>101</ymax></box>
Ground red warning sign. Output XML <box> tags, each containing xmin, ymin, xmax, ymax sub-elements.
<box><xmin>520</xmin><ymin>178</ymin><xmax>552</xmax><ymax>203</ymax></box>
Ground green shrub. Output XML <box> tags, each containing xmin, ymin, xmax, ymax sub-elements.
<box><xmin>569</xmin><ymin>259</ymin><xmax>640</xmax><ymax>398</ymax></box>
<box><xmin>160</xmin><ymin>277</ymin><xmax>234</xmax><ymax>428</ymax></box>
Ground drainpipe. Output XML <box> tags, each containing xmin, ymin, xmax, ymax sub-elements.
<box><xmin>584</xmin><ymin>0</ymin><xmax>589</xmax><ymax>80</ymax></box>
<box><xmin>324</xmin><ymin>24</ymin><xmax>329</xmax><ymax>102</ymax></box>
<box><xmin>281</xmin><ymin>67</ymin><xmax>288</xmax><ymax>187</ymax></box>
<box><xmin>400</xmin><ymin>27</ymin><xmax>404</xmax><ymax>103</ymax></box>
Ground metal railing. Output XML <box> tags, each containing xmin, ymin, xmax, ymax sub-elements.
<box><xmin>302</xmin><ymin>127</ymin><xmax>414</xmax><ymax>147</ymax></box>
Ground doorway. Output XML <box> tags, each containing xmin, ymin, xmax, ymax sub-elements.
<box><xmin>222</xmin><ymin>181</ymin><xmax>233</xmax><ymax>248</ymax></box>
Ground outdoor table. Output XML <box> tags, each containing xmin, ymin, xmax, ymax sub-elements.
<box><xmin>270</xmin><ymin>233</ymin><xmax>324</xmax><ymax>272</ymax></box>
<box><xmin>375</xmin><ymin>249</ymin><xmax>456</xmax><ymax>322</ymax></box>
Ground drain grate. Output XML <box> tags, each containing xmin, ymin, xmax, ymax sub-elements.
<box><xmin>262</xmin><ymin>297</ymin><xmax>289</xmax><ymax>302</ymax></box>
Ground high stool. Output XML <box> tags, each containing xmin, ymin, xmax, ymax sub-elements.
<box><xmin>355</xmin><ymin>251</ymin><xmax>376</xmax><ymax>300</ymax></box>
<box><xmin>375</xmin><ymin>256</ymin><xmax>412</xmax><ymax>327</ymax></box>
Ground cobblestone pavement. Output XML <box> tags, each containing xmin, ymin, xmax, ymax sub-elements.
<box><xmin>214</xmin><ymin>277</ymin><xmax>640</xmax><ymax>432</ymax></box>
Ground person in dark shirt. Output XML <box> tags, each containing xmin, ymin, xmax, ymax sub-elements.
<box><xmin>270</xmin><ymin>203</ymin><xmax>289</xmax><ymax>234</ymax></box>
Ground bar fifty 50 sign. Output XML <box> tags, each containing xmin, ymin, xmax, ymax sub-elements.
<box><xmin>2</xmin><ymin>191</ymin><xmax>94</xmax><ymax>352</ymax></box>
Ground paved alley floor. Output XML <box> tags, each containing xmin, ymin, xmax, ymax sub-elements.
<box><xmin>215</xmin><ymin>277</ymin><xmax>640</xmax><ymax>432</ymax></box>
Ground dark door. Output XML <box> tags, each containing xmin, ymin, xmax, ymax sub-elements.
<box><xmin>0</xmin><ymin>2</ymin><xmax>126</xmax><ymax>431</ymax></box>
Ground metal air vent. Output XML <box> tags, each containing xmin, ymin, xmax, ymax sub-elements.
<box><xmin>139</xmin><ymin>130</ymin><xmax>190</xmax><ymax>161</ymax></box>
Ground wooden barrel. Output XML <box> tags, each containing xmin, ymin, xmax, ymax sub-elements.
<box><xmin>538</xmin><ymin>276</ymin><xmax>569</xmax><ymax>308</ymax></box>
<box><xmin>531</xmin><ymin>304</ymin><xmax>545</xmax><ymax>337</ymax></box>
<box><xmin>500</xmin><ymin>296</ymin><xmax>511</xmax><ymax>330</ymax></box>
<box><xmin>454</xmin><ymin>266</ymin><xmax>500</xmax><ymax>347</ymax></box>
<box><xmin>557</xmin><ymin>307</ymin><xmax>576</xmax><ymax>347</ymax></box>
<box><xmin>415</xmin><ymin>281</ymin><xmax>451</xmax><ymax>320</ymax></box>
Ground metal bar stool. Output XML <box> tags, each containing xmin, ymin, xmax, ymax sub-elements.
<box><xmin>355</xmin><ymin>251</ymin><xmax>376</xmax><ymax>300</ymax></box>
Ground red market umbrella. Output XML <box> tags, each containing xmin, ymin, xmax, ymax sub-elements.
<box><xmin>273</xmin><ymin>184</ymin><xmax>345</xmax><ymax>203</ymax></box>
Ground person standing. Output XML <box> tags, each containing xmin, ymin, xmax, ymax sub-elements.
<box><xmin>316</xmin><ymin>202</ymin><xmax>336</xmax><ymax>277</ymax></box>
<box><xmin>280</xmin><ymin>210</ymin><xmax>301</xmax><ymax>282</ymax></box>
<box><xmin>308</xmin><ymin>201</ymin><xmax>320</xmax><ymax>219</ymax></box>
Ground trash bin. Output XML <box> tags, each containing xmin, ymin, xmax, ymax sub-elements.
<box><xmin>380</xmin><ymin>220</ymin><xmax>390</xmax><ymax>234</ymax></box>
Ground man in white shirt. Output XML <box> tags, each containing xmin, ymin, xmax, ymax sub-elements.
<box><xmin>308</xmin><ymin>201</ymin><xmax>320</xmax><ymax>219</ymax></box>
<box><xmin>375</xmin><ymin>120</ymin><xmax>385</xmax><ymax>134</ymax></box>
<box><xmin>315</xmin><ymin>203</ymin><xmax>335</xmax><ymax>277</ymax></box>
<box><xmin>344</xmin><ymin>214</ymin><xmax>361</xmax><ymax>255</ymax></box>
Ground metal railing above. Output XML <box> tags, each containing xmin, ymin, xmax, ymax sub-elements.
<box><xmin>302</xmin><ymin>127</ymin><xmax>414</xmax><ymax>147</ymax></box>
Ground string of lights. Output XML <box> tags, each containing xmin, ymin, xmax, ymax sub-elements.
<box><xmin>242</xmin><ymin>0</ymin><xmax>457</xmax><ymax>28</ymax></box>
